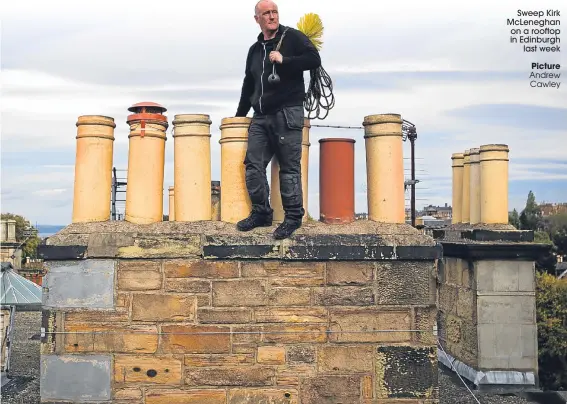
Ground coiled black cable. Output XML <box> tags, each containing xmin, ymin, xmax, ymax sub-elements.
<box><xmin>304</xmin><ymin>65</ymin><xmax>335</xmax><ymax>120</ymax></box>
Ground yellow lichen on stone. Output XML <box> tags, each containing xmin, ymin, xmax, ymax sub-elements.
<box><xmin>375</xmin><ymin>350</ymin><xmax>388</xmax><ymax>398</ymax></box>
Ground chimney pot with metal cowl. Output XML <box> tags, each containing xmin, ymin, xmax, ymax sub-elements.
<box><xmin>219</xmin><ymin>117</ymin><xmax>252</xmax><ymax>224</ymax></box>
<box><xmin>319</xmin><ymin>138</ymin><xmax>356</xmax><ymax>224</ymax></box>
<box><xmin>72</xmin><ymin>115</ymin><xmax>116</xmax><ymax>223</ymax></box>
<box><xmin>480</xmin><ymin>144</ymin><xmax>510</xmax><ymax>224</ymax></box>
<box><xmin>124</xmin><ymin>102</ymin><xmax>168</xmax><ymax>224</ymax></box>
<box><xmin>363</xmin><ymin>113</ymin><xmax>405</xmax><ymax>224</ymax></box>
<box><xmin>270</xmin><ymin>118</ymin><xmax>311</xmax><ymax>223</ymax></box>
<box><xmin>172</xmin><ymin>114</ymin><xmax>213</xmax><ymax>222</ymax></box>
<box><xmin>451</xmin><ymin>152</ymin><xmax>464</xmax><ymax>224</ymax></box>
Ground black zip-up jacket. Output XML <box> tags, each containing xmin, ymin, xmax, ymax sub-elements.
<box><xmin>235</xmin><ymin>24</ymin><xmax>321</xmax><ymax>117</ymax></box>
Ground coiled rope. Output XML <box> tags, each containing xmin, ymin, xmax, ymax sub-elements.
<box><xmin>305</xmin><ymin>65</ymin><xmax>335</xmax><ymax>120</ymax></box>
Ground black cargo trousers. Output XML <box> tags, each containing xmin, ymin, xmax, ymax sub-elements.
<box><xmin>244</xmin><ymin>105</ymin><xmax>305</xmax><ymax>224</ymax></box>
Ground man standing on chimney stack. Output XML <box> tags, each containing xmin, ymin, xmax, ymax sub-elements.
<box><xmin>234</xmin><ymin>0</ymin><xmax>321</xmax><ymax>240</ymax></box>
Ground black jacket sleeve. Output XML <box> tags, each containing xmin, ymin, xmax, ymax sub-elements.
<box><xmin>235</xmin><ymin>46</ymin><xmax>254</xmax><ymax>117</ymax></box>
<box><xmin>281</xmin><ymin>29</ymin><xmax>321</xmax><ymax>72</ymax></box>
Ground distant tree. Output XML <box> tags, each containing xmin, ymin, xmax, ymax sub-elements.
<box><xmin>509</xmin><ymin>209</ymin><xmax>520</xmax><ymax>229</ymax></box>
<box><xmin>1</xmin><ymin>212</ymin><xmax>41</xmax><ymax>259</ymax></box>
<box><xmin>519</xmin><ymin>191</ymin><xmax>542</xmax><ymax>231</ymax></box>
<box><xmin>553</xmin><ymin>230</ymin><xmax>567</xmax><ymax>257</ymax></box>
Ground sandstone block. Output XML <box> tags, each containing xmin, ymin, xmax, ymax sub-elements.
<box><xmin>318</xmin><ymin>346</ymin><xmax>374</xmax><ymax>372</ymax></box>
<box><xmin>301</xmin><ymin>375</ymin><xmax>361</xmax><ymax>404</ymax></box>
<box><xmin>255</xmin><ymin>308</ymin><xmax>327</xmax><ymax>323</ymax></box>
<box><xmin>262</xmin><ymin>324</ymin><xmax>327</xmax><ymax>343</ymax></box>
<box><xmin>114</xmin><ymin>387</ymin><xmax>142</xmax><ymax>400</ymax></box>
<box><xmin>116</xmin><ymin>293</ymin><xmax>132</xmax><ymax>309</ymax></box>
<box><xmin>362</xmin><ymin>375</ymin><xmax>373</xmax><ymax>398</ymax></box>
<box><xmin>456</xmin><ymin>288</ymin><xmax>475</xmax><ymax>320</ymax></box>
<box><xmin>119</xmin><ymin>260</ymin><xmax>160</xmax><ymax>271</ymax></box>
<box><xmin>185</xmin><ymin>366</ymin><xmax>276</xmax><ymax>387</ymax></box>
<box><xmin>257</xmin><ymin>346</ymin><xmax>286</xmax><ymax>364</ymax></box>
<box><xmin>277</xmin><ymin>376</ymin><xmax>300</xmax><ymax>386</ymax></box>
<box><xmin>114</xmin><ymin>355</ymin><xmax>182</xmax><ymax>385</ymax></box>
<box><xmin>232</xmin><ymin>326</ymin><xmax>262</xmax><ymax>344</ymax></box>
<box><xmin>228</xmin><ymin>389</ymin><xmax>298</xmax><ymax>404</ymax></box>
<box><xmin>64</xmin><ymin>323</ymin><xmax>158</xmax><ymax>354</ymax></box>
<box><xmin>118</xmin><ymin>270</ymin><xmax>162</xmax><ymax>291</ymax></box>
<box><xmin>184</xmin><ymin>354</ymin><xmax>254</xmax><ymax>367</ymax></box>
<box><xmin>329</xmin><ymin>308</ymin><xmax>412</xmax><ymax>343</ymax></box>
<box><xmin>286</xmin><ymin>346</ymin><xmax>315</xmax><ymax>364</ymax></box>
<box><xmin>268</xmin><ymin>287</ymin><xmax>310</xmax><ymax>306</ymax></box>
<box><xmin>65</xmin><ymin>310</ymin><xmax>128</xmax><ymax>323</ymax></box>
<box><xmin>131</xmin><ymin>294</ymin><xmax>195</xmax><ymax>322</ymax></box>
<box><xmin>197</xmin><ymin>294</ymin><xmax>210</xmax><ymax>307</ymax></box>
<box><xmin>241</xmin><ymin>261</ymin><xmax>324</xmax><ymax>277</ymax></box>
<box><xmin>312</xmin><ymin>286</ymin><xmax>374</xmax><ymax>306</ymax></box>
<box><xmin>439</xmin><ymin>284</ymin><xmax>458</xmax><ymax>315</ymax></box>
<box><xmin>161</xmin><ymin>325</ymin><xmax>230</xmax><ymax>354</ymax></box>
<box><xmin>269</xmin><ymin>277</ymin><xmax>324</xmax><ymax>287</ymax></box>
<box><xmin>414</xmin><ymin>306</ymin><xmax>437</xmax><ymax>345</ymax></box>
<box><xmin>376</xmin><ymin>346</ymin><xmax>438</xmax><ymax>399</ymax></box>
<box><xmin>117</xmin><ymin>234</ymin><xmax>201</xmax><ymax>258</ymax></box>
<box><xmin>165</xmin><ymin>279</ymin><xmax>210</xmax><ymax>293</ymax></box>
<box><xmin>376</xmin><ymin>261</ymin><xmax>435</xmax><ymax>305</ymax></box>
<box><xmin>326</xmin><ymin>262</ymin><xmax>374</xmax><ymax>285</ymax></box>
<box><xmin>198</xmin><ymin>308</ymin><xmax>252</xmax><ymax>324</ymax></box>
<box><xmin>212</xmin><ymin>279</ymin><xmax>269</xmax><ymax>306</ymax></box>
<box><xmin>165</xmin><ymin>259</ymin><xmax>238</xmax><ymax>278</ymax></box>
<box><xmin>146</xmin><ymin>389</ymin><xmax>226</xmax><ymax>403</ymax></box>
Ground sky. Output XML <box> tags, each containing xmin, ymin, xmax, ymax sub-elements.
<box><xmin>1</xmin><ymin>0</ymin><xmax>566</xmax><ymax>225</ymax></box>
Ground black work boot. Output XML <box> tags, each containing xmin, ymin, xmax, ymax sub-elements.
<box><xmin>273</xmin><ymin>220</ymin><xmax>301</xmax><ymax>240</ymax></box>
<box><xmin>237</xmin><ymin>212</ymin><xmax>273</xmax><ymax>231</ymax></box>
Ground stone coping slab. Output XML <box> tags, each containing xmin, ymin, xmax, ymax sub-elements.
<box><xmin>440</xmin><ymin>241</ymin><xmax>551</xmax><ymax>261</ymax></box>
<box><xmin>38</xmin><ymin>220</ymin><xmax>440</xmax><ymax>261</ymax></box>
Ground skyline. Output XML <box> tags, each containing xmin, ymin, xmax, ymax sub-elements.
<box><xmin>2</xmin><ymin>0</ymin><xmax>566</xmax><ymax>225</ymax></box>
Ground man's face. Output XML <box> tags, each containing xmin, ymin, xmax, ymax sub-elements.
<box><xmin>255</xmin><ymin>1</ymin><xmax>279</xmax><ymax>32</ymax></box>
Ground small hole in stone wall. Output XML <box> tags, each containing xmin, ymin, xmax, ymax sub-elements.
<box><xmin>165</xmin><ymin>369</ymin><xmax>169</xmax><ymax>373</ymax></box>
<box><xmin>133</xmin><ymin>367</ymin><xmax>141</xmax><ymax>372</ymax></box>
<box><xmin>73</xmin><ymin>343</ymin><xmax>79</xmax><ymax>347</ymax></box>
<box><xmin>284</xmin><ymin>392</ymin><xmax>291</xmax><ymax>398</ymax></box>
<box><xmin>147</xmin><ymin>369</ymin><xmax>158</xmax><ymax>377</ymax></box>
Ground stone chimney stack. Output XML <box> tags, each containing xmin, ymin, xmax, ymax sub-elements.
<box><xmin>450</xmin><ymin>144</ymin><xmax>510</xmax><ymax>225</ymax></box>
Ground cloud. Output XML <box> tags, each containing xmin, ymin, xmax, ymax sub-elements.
<box><xmin>1</xmin><ymin>0</ymin><xmax>566</xmax><ymax>225</ymax></box>
<box><xmin>445</xmin><ymin>104</ymin><xmax>567</xmax><ymax>131</ymax></box>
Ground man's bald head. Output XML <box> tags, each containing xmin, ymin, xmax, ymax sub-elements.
<box><xmin>255</xmin><ymin>0</ymin><xmax>277</xmax><ymax>16</ymax></box>
<box><xmin>254</xmin><ymin>0</ymin><xmax>279</xmax><ymax>38</ymax></box>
